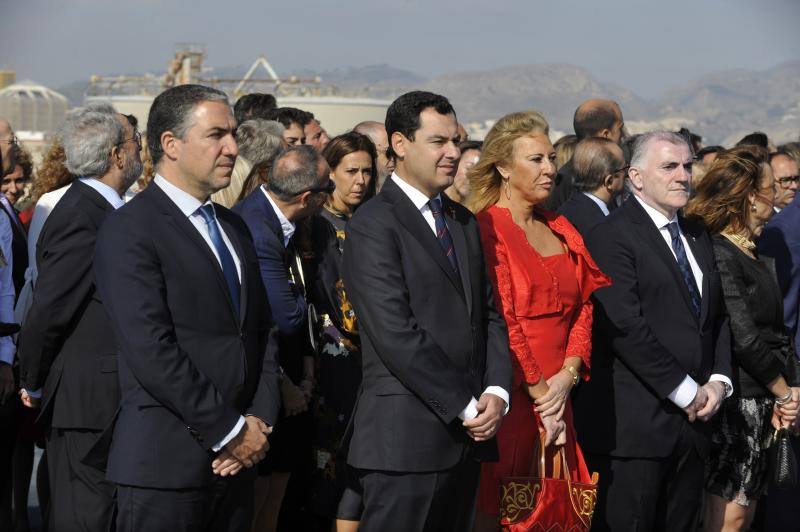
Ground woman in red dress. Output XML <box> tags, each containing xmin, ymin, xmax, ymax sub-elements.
<box><xmin>467</xmin><ymin>110</ymin><xmax>610</xmax><ymax>528</ymax></box>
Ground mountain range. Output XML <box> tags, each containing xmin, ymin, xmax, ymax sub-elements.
<box><xmin>57</xmin><ymin>60</ymin><xmax>799</xmax><ymax>145</ymax></box>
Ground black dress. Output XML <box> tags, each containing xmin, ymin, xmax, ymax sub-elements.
<box><xmin>302</xmin><ymin>208</ymin><xmax>363</xmax><ymax>520</ymax></box>
<box><xmin>705</xmin><ymin>234</ymin><xmax>796</xmax><ymax>505</ymax></box>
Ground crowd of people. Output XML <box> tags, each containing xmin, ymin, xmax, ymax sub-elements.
<box><xmin>0</xmin><ymin>83</ymin><xmax>798</xmax><ymax>532</ymax></box>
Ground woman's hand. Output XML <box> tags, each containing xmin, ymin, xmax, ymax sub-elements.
<box><xmin>777</xmin><ymin>387</ymin><xmax>800</xmax><ymax>424</ymax></box>
<box><xmin>535</xmin><ymin>370</ymin><xmax>574</xmax><ymax>418</ymax></box>
<box><xmin>281</xmin><ymin>379</ymin><xmax>308</xmax><ymax>417</ymax></box>
<box><xmin>540</xmin><ymin>412</ymin><xmax>566</xmax><ymax>447</ymax></box>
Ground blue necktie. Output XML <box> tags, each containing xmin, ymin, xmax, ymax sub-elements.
<box><xmin>428</xmin><ymin>197</ymin><xmax>459</xmax><ymax>273</ymax></box>
<box><xmin>197</xmin><ymin>205</ymin><xmax>240</xmax><ymax>318</ymax></box>
<box><xmin>666</xmin><ymin>222</ymin><xmax>701</xmax><ymax>318</ymax></box>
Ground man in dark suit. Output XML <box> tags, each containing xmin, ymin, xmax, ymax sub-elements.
<box><xmin>545</xmin><ymin>99</ymin><xmax>625</xmax><ymax>211</ymax></box>
<box><xmin>16</xmin><ymin>102</ymin><xmax>142</xmax><ymax>531</ymax></box>
<box><xmin>340</xmin><ymin>91</ymin><xmax>512</xmax><ymax>531</ymax></box>
<box><xmin>94</xmin><ymin>84</ymin><xmax>281</xmax><ymax>532</ymax></box>
<box><xmin>574</xmin><ymin>131</ymin><xmax>732</xmax><ymax>531</ymax></box>
<box><xmin>233</xmin><ymin>146</ymin><xmax>328</xmax><ymax>528</ymax></box>
<box><xmin>558</xmin><ymin>137</ymin><xmax>626</xmax><ymax>236</ymax></box>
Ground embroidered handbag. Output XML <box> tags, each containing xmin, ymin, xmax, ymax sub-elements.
<box><xmin>499</xmin><ymin>436</ymin><xmax>598</xmax><ymax>532</ymax></box>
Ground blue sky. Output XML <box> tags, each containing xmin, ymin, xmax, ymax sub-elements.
<box><xmin>2</xmin><ymin>0</ymin><xmax>798</xmax><ymax>97</ymax></box>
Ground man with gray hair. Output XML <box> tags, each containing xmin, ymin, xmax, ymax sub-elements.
<box><xmin>354</xmin><ymin>120</ymin><xmax>394</xmax><ymax>192</ymax></box>
<box><xmin>16</xmin><ymin>101</ymin><xmax>142</xmax><ymax>531</ymax></box>
<box><xmin>574</xmin><ymin>131</ymin><xmax>732</xmax><ymax>531</ymax></box>
<box><xmin>211</xmin><ymin>119</ymin><xmax>285</xmax><ymax>208</ymax></box>
<box><xmin>94</xmin><ymin>84</ymin><xmax>281</xmax><ymax>531</ymax></box>
<box><xmin>558</xmin><ymin>137</ymin><xmax>627</xmax><ymax>235</ymax></box>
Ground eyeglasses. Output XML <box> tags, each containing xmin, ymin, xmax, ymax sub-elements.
<box><xmin>612</xmin><ymin>165</ymin><xmax>630</xmax><ymax>177</ymax></box>
<box><xmin>297</xmin><ymin>179</ymin><xmax>336</xmax><ymax>195</ymax></box>
<box><xmin>116</xmin><ymin>131</ymin><xmax>142</xmax><ymax>150</ymax></box>
<box><xmin>0</xmin><ymin>135</ymin><xmax>18</xmax><ymax>146</ymax></box>
<box><xmin>777</xmin><ymin>175</ymin><xmax>800</xmax><ymax>187</ymax></box>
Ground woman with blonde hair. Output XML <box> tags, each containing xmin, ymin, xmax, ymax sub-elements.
<box><xmin>469</xmin><ymin>111</ymin><xmax>610</xmax><ymax>529</ymax></box>
<box><xmin>685</xmin><ymin>146</ymin><xmax>800</xmax><ymax>532</ymax></box>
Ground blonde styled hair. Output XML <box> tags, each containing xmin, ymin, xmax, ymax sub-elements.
<box><xmin>467</xmin><ymin>110</ymin><xmax>550</xmax><ymax>214</ymax></box>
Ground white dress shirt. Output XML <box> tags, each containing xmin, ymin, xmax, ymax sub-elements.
<box><xmin>583</xmin><ymin>192</ymin><xmax>610</xmax><ymax>216</ymax></box>
<box><xmin>633</xmin><ymin>195</ymin><xmax>733</xmax><ymax>406</ymax></box>
<box><xmin>391</xmin><ymin>173</ymin><xmax>510</xmax><ymax>419</ymax></box>
<box><xmin>154</xmin><ymin>175</ymin><xmax>245</xmax><ymax>451</ymax></box>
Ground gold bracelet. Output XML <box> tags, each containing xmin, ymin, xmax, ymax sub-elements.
<box><xmin>562</xmin><ymin>365</ymin><xmax>579</xmax><ymax>386</ymax></box>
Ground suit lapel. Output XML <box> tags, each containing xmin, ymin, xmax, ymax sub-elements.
<box><xmin>148</xmin><ymin>185</ymin><xmax>240</xmax><ymax>324</ymax></box>
<box><xmin>383</xmin><ymin>180</ymin><xmax>464</xmax><ymax>295</ymax></box>
<box><xmin>625</xmin><ymin>199</ymin><xmax>698</xmax><ymax>320</ymax></box>
<box><xmin>443</xmin><ymin>197</ymin><xmax>472</xmax><ymax>312</ymax></box>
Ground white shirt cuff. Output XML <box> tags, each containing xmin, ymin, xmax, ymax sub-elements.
<box><xmin>483</xmin><ymin>386</ymin><xmax>510</xmax><ymax>415</ymax></box>
<box><xmin>709</xmin><ymin>374</ymin><xmax>734</xmax><ymax>398</ymax></box>
<box><xmin>23</xmin><ymin>388</ymin><xmax>41</xmax><ymax>398</ymax></box>
<box><xmin>211</xmin><ymin>415</ymin><xmax>245</xmax><ymax>452</ymax></box>
<box><xmin>458</xmin><ymin>386</ymin><xmax>511</xmax><ymax>420</ymax></box>
<box><xmin>668</xmin><ymin>375</ymin><xmax>698</xmax><ymax>409</ymax></box>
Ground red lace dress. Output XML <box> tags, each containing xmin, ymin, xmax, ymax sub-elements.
<box><xmin>475</xmin><ymin>205</ymin><xmax>610</xmax><ymax>516</ymax></box>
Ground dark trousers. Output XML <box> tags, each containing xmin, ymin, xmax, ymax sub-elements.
<box><xmin>116</xmin><ymin>468</ymin><xmax>256</xmax><ymax>532</ymax></box>
<box><xmin>586</xmin><ymin>430</ymin><xmax>703</xmax><ymax>532</ymax></box>
<box><xmin>47</xmin><ymin>427</ymin><xmax>116</xmax><ymax>532</ymax></box>
<box><xmin>353</xmin><ymin>459</ymin><xmax>480</xmax><ymax>532</ymax></box>
<box><xmin>0</xmin><ymin>396</ymin><xmax>21</xmax><ymax>530</ymax></box>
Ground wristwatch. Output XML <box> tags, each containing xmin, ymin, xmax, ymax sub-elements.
<box><xmin>720</xmin><ymin>381</ymin><xmax>732</xmax><ymax>397</ymax></box>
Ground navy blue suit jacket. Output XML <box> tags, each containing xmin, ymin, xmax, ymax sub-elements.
<box><xmin>233</xmin><ymin>188</ymin><xmax>306</xmax><ymax>336</ymax></box>
<box><xmin>758</xmin><ymin>196</ymin><xmax>800</xmax><ymax>356</ymax></box>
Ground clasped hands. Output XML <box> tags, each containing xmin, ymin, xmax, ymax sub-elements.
<box><xmin>682</xmin><ymin>381</ymin><xmax>726</xmax><ymax>423</ymax></box>
<box><xmin>211</xmin><ymin>415</ymin><xmax>271</xmax><ymax>477</ymax></box>
<box><xmin>531</xmin><ymin>370</ymin><xmax>574</xmax><ymax>447</ymax></box>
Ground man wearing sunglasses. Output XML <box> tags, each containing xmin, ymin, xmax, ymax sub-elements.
<box><xmin>770</xmin><ymin>150</ymin><xmax>799</xmax><ymax>213</ymax></box>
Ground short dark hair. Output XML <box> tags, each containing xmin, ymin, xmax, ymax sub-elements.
<box><xmin>234</xmin><ymin>93</ymin><xmax>277</xmax><ymax>124</ymax></box>
<box><xmin>322</xmin><ymin>131</ymin><xmax>379</xmax><ymax>203</ymax></box>
<box><xmin>736</xmin><ymin>131</ymin><xmax>769</xmax><ymax>149</ymax></box>
<box><xmin>266</xmin><ymin>107</ymin><xmax>314</xmax><ymax>130</ymax></box>
<box><xmin>458</xmin><ymin>140</ymin><xmax>483</xmax><ymax>153</ymax></box>
<box><xmin>573</xmin><ymin>104</ymin><xmax>618</xmax><ymax>140</ymax></box>
<box><xmin>677</xmin><ymin>127</ymin><xmax>702</xmax><ymax>153</ymax></box>
<box><xmin>695</xmin><ymin>145</ymin><xmax>724</xmax><ymax>160</ymax></box>
<box><xmin>385</xmin><ymin>91</ymin><xmax>456</xmax><ymax>160</ymax></box>
<box><xmin>572</xmin><ymin>138</ymin><xmax>623</xmax><ymax>192</ymax></box>
<box><xmin>267</xmin><ymin>145</ymin><xmax>326</xmax><ymax>201</ymax></box>
<box><xmin>147</xmin><ymin>84</ymin><xmax>229</xmax><ymax>165</ymax></box>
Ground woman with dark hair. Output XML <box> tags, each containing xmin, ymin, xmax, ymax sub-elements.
<box><xmin>685</xmin><ymin>146</ymin><xmax>800</xmax><ymax>532</ymax></box>
<box><xmin>301</xmin><ymin>131</ymin><xmax>376</xmax><ymax>531</ymax></box>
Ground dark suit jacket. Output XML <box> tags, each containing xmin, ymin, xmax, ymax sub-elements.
<box><xmin>0</xmin><ymin>198</ymin><xmax>28</xmax><ymax>297</ymax></box>
<box><xmin>758</xmin><ymin>195</ymin><xmax>800</xmax><ymax>355</ymax></box>
<box><xmin>557</xmin><ymin>191</ymin><xmax>607</xmax><ymax>236</ymax></box>
<box><xmin>233</xmin><ymin>188</ymin><xmax>313</xmax><ymax>381</ymax></box>
<box><xmin>94</xmin><ymin>182</ymin><xmax>281</xmax><ymax>489</ymax></box>
<box><xmin>18</xmin><ymin>181</ymin><xmax>119</xmax><ymax>431</ymax></box>
<box><xmin>544</xmin><ymin>158</ymin><xmax>576</xmax><ymax>211</ymax></box>
<box><xmin>341</xmin><ymin>177</ymin><xmax>512</xmax><ymax>472</ymax></box>
<box><xmin>574</xmin><ymin>197</ymin><xmax>731</xmax><ymax>458</ymax></box>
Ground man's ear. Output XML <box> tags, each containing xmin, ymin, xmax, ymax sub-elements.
<box><xmin>603</xmin><ymin>174</ymin><xmax>615</xmax><ymax>190</ymax></box>
<box><xmin>161</xmin><ymin>131</ymin><xmax>179</xmax><ymax>161</ymax></box>
<box><xmin>627</xmin><ymin>166</ymin><xmax>644</xmax><ymax>191</ymax></box>
<box><xmin>111</xmin><ymin>145</ymin><xmax>125</xmax><ymax>170</ymax></box>
<box><xmin>391</xmin><ymin>132</ymin><xmax>407</xmax><ymax>160</ymax></box>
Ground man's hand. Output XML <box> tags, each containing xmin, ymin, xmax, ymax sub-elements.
<box><xmin>696</xmin><ymin>381</ymin><xmax>725</xmax><ymax>422</ymax></box>
<box><xmin>212</xmin><ymin>449</ymin><xmax>244</xmax><ymax>477</ymax></box>
<box><xmin>463</xmin><ymin>393</ymin><xmax>505</xmax><ymax>442</ymax></box>
<box><xmin>0</xmin><ymin>362</ymin><xmax>15</xmax><ymax>405</ymax></box>
<box><xmin>281</xmin><ymin>379</ymin><xmax>308</xmax><ymax>417</ymax></box>
<box><xmin>682</xmin><ymin>385</ymin><xmax>708</xmax><ymax>423</ymax></box>
<box><xmin>535</xmin><ymin>370</ymin><xmax>573</xmax><ymax>418</ymax></box>
<box><xmin>223</xmin><ymin>416</ymin><xmax>270</xmax><ymax>468</ymax></box>
<box><xmin>19</xmin><ymin>388</ymin><xmax>40</xmax><ymax>409</ymax></box>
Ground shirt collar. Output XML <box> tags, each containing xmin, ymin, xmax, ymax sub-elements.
<box><xmin>390</xmin><ymin>172</ymin><xmax>441</xmax><ymax>211</ymax></box>
<box><xmin>79</xmin><ymin>177</ymin><xmax>124</xmax><ymax>209</ymax></box>
<box><xmin>583</xmin><ymin>192</ymin><xmax>610</xmax><ymax>217</ymax></box>
<box><xmin>261</xmin><ymin>185</ymin><xmax>295</xmax><ymax>246</ymax></box>
<box><xmin>153</xmin><ymin>174</ymin><xmax>210</xmax><ymax>218</ymax></box>
<box><xmin>634</xmin><ymin>194</ymin><xmax>678</xmax><ymax>230</ymax></box>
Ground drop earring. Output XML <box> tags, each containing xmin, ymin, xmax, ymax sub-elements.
<box><xmin>751</xmin><ymin>202</ymin><xmax>757</xmax><ymax>212</ymax></box>
<box><xmin>504</xmin><ymin>177</ymin><xmax>511</xmax><ymax>200</ymax></box>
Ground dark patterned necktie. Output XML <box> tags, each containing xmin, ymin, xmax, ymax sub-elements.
<box><xmin>197</xmin><ymin>204</ymin><xmax>241</xmax><ymax>318</ymax></box>
<box><xmin>428</xmin><ymin>197</ymin><xmax>459</xmax><ymax>273</ymax></box>
<box><xmin>666</xmin><ymin>221</ymin><xmax>701</xmax><ymax>318</ymax></box>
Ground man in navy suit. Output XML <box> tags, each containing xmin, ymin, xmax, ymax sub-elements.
<box><xmin>558</xmin><ymin>137</ymin><xmax>626</xmax><ymax>236</ymax></box>
<box><xmin>94</xmin><ymin>84</ymin><xmax>281</xmax><ymax>532</ymax></box>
